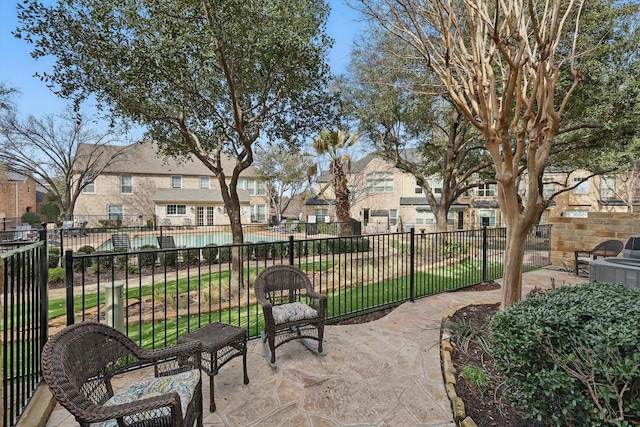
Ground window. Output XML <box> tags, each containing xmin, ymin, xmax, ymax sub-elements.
<box><xmin>573</xmin><ymin>177</ymin><xmax>589</xmax><ymax>194</ymax></box>
<box><xmin>542</xmin><ymin>180</ymin><xmax>555</xmax><ymax>198</ymax></box>
<box><xmin>601</xmin><ymin>177</ymin><xmax>615</xmax><ymax>198</ymax></box>
<box><xmin>478</xmin><ymin>209</ymin><xmax>496</xmax><ymax>227</ymax></box>
<box><xmin>257</xmin><ymin>180</ymin><xmax>266</xmax><ymax>196</ymax></box>
<box><xmin>475</xmin><ymin>183</ymin><xmax>496</xmax><ymax>197</ymax></box>
<box><xmin>447</xmin><ymin>212</ymin><xmax>455</xmax><ymax>226</ymax></box>
<box><xmin>166</xmin><ymin>204</ymin><xmax>187</xmax><ymax>215</ymax></box>
<box><xmin>251</xmin><ymin>205</ymin><xmax>267</xmax><ymax>222</ymax></box>
<box><xmin>389</xmin><ymin>209</ymin><xmax>398</xmax><ymax>226</ymax></box>
<box><xmin>415</xmin><ymin>180</ymin><xmax>422</xmax><ymax>194</ymax></box>
<box><xmin>415</xmin><ymin>210</ymin><xmax>435</xmax><ymax>225</ymax></box>
<box><xmin>82</xmin><ymin>178</ymin><xmax>95</xmax><ymax>193</ymax></box>
<box><xmin>427</xmin><ymin>178</ymin><xmax>443</xmax><ymax>196</ymax></box>
<box><xmin>314</xmin><ymin>208</ymin><xmax>328</xmax><ymax>218</ymax></box>
<box><xmin>366</xmin><ymin>173</ymin><xmax>394</xmax><ymax>193</ymax></box>
<box><xmin>171</xmin><ymin>175</ymin><xmax>182</xmax><ymax>189</ymax></box>
<box><xmin>121</xmin><ymin>175</ymin><xmax>132</xmax><ymax>194</ymax></box>
<box><xmin>200</xmin><ymin>177</ymin><xmax>210</xmax><ymax>189</ymax></box>
<box><xmin>246</xmin><ymin>179</ymin><xmax>255</xmax><ymax>195</ymax></box>
<box><xmin>565</xmin><ymin>209</ymin><xmax>588</xmax><ymax>218</ymax></box>
<box><xmin>107</xmin><ymin>205</ymin><xmax>123</xmax><ymax>221</ymax></box>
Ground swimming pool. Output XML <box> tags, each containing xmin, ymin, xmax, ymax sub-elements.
<box><xmin>97</xmin><ymin>232</ymin><xmax>282</xmax><ymax>251</ymax></box>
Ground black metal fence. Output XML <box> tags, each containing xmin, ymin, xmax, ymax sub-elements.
<box><xmin>61</xmin><ymin>225</ymin><xmax>550</xmax><ymax>349</ymax></box>
<box><xmin>1</xmin><ymin>224</ymin><xmax>550</xmax><ymax>426</ymax></box>
<box><xmin>1</xmin><ymin>231</ymin><xmax>48</xmax><ymax>427</ymax></box>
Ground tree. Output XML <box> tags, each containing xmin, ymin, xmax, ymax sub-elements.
<box><xmin>345</xmin><ymin>29</ymin><xmax>493</xmax><ymax>231</ymax></box>
<box><xmin>311</xmin><ymin>129</ymin><xmax>360</xmax><ymax>236</ymax></box>
<box><xmin>359</xmin><ymin>0</ymin><xmax>598</xmax><ymax>309</ymax></box>
<box><xmin>0</xmin><ymin>83</ymin><xmax>18</xmax><ymax>112</ymax></box>
<box><xmin>254</xmin><ymin>145</ymin><xmax>314</xmax><ymax>223</ymax></box>
<box><xmin>0</xmin><ymin>108</ymin><xmax>130</xmax><ymax>220</ymax></box>
<box><xmin>16</xmin><ymin>0</ymin><xmax>333</xmax><ymax>248</ymax></box>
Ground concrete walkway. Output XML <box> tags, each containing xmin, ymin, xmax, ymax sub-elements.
<box><xmin>43</xmin><ymin>268</ymin><xmax>588</xmax><ymax>427</ymax></box>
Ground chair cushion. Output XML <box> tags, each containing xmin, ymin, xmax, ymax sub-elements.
<box><xmin>93</xmin><ymin>369</ymin><xmax>200</xmax><ymax>427</ymax></box>
<box><xmin>272</xmin><ymin>302</ymin><xmax>318</xmax><ymax>325</ymax></box>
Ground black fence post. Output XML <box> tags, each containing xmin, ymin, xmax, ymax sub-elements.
<box><xmin>482</xmin><ymin>225</ymin><xmax>488</xmax><ymax>283</ymax></box>
<box><xmin>288</xmin><ymin>235</ymin><xmax>294</xmax><ymax>266</ymax></box>
<box><xmin>39</xmin><ymin>225</ymin><xmax>49</xmax><ymax>349</ymax></box>
<box><xmin>410</xmin><ymin>227</ymin><xmax>415</xmax><ymax>302</ymax></box>
<box><xmin>65</xmin><ymin>249</ymin><xmax>74</xmax><ymax>325</ymax></box>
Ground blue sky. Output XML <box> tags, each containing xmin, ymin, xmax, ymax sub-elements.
<box><xmin>0</xmin><ymin>1</ymin><xmax>364</xmax><ymax>120</ymax></box>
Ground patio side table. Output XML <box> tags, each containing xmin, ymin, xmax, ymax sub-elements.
<box><xmin>177</xmin><ymin>322</ymin><xmax>249</xmax><ymax>412</ymax></box>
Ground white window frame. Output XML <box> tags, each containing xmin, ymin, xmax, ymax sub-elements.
<box><xmin>366</xmin><ymin>172</ymin><xmax>394</xmax><ymax>193</ymax></box>
<box><xmin>475</xmin><ymin>183</ymin><xmax>496</xmax><ymax>197</ymax></box>
<box><xmin>246</xmin><ymin>179</ymin><xmax>255</xmax><ymax>195</ymax></box>
<box><xmin>82</xmin><ymin>177</ymin><xmax>95</xmax><ymax>193</ymax></box>
<box><xmin>414</xmin><ymin>180</ymin><xmax>422</xmax><ymax>194</ymax></box>
<box><xmin>107</xmin><ymin>205</ymin><xmax>123</xmax><ymax>221</ymax></box>
<box><xmin>200</xmin><ymin>176</ymin><xmax>210</xmax><ymax>189</ymax></box>
<box><xmin>427</xmin><ymin>178</ymin><xmax>443</xmax><ymax>196</ymax></box>
<box><xmin>601</xmin><ymin>176</ymin><xmax>615</xmax><ymax>198</ymax></box>
<box><xmin>415</xmin><ymin>210</ymin><xmax>435</xmax><ymax>225</ymax></box>
<box><xmin>166</xmin><ymin>204</ymin><xmax>187</xmax><ymax>215</ymax></box>
<box><xmin>257</xmin><ymin>180</ymin><xmax>266</xmax><ymax>196</ymax></box>
<box><xmin>389</xmin><ymin>209</ymin><xmax>398</xmax><ymax>226</ymax></box>
<box><xmin>121</xmin><ymin>175</ymin><xmax>132</xmax><ymax>194</ymax></box>
<box><xmin>573</xmin><ymin>177</ymin><xmax>589</xmax><ymax>194</ymax></box>
<box><xmin>171</xmin><ymin>175</ymin><xmax>182</xmax><ymax>189</ymax></box>
<box><xmin>478</xmin><ymin>209</ymin><xmax>496</xmax><ymax>227</ymax></box>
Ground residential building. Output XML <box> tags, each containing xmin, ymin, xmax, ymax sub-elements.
<box><xmin>73</xmin><ymin>142</ymin><xmax>270</xmax><ymax>226</ymax></box>
<box><xmin>0</xmin><ymin>167</ymin><xmax>38</xmax><ymax>227</ymax></box>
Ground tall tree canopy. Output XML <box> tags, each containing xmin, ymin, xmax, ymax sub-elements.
<box><xmin>358</xmin><ymin>0</ymin><xmax>638</xmax><ymax>309</ymax></box>
<box><xmin>16</xmin><ymin>0</ymin><xmax>334</xmax><ymax>246</ymax></box>
<box><xmin>345</xmin><ymin>28</ymin><xmax>493</xmax><ymax>232</ymax></box>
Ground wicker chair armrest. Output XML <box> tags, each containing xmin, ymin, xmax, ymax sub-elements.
<box><xmin>256</xmin><ymin>293</ymin><xmax>273</xmax><ymax>308</ymax></box>
<box><xmin>306</xmin><ymin>291</ymin><xmax>327</xmax><ymax>301</ymax></box>
<box><xmin>80</xmin><ymin>391</ymin><xmax>183</xmax><ymax>424</ymax></box>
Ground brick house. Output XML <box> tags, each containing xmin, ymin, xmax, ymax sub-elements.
<box><xmin>73</xmin><ymin>142</ymin><xmax>270</xmax><ymax>227</ymax></box>
<box><xmin>0</xmin><ymin>168</ymin><xmax>38</xmax><ymax>227</ymax></box>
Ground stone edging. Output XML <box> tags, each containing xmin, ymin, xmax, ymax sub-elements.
<box><xmin>441</xmin><ymin>304</ymin><xmax>482</xmax><ymax>427</ymax></box>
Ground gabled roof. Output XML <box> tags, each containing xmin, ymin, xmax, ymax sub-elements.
<box><xmin>151</xmin><ymin>188</ymin><xmax>250</xmax><ymax>204</ymax></box>
<box><xmin>75</xmin><ymin>140</ymin><xmax>261</xmax><ymax>177</ymax></box>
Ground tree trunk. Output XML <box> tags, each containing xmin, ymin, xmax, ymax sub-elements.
<box><xmin>501</xmin><ymin>222</ymin><xmax>528</xmax><ymax>310</ymax></box>
<box><xmin>433</xmin><ymin>205</ymin><xmax>449</xmax><ymax>233</ymax></box>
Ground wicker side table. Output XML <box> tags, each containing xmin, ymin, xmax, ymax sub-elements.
<box><xmin>177</xmin><ymin>322</ymin><xmax>249</xmax><ymax>412</ymax></box>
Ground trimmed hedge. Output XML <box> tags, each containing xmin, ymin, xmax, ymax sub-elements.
<box><xmin>490</xmin><ymin>282</ymin><xmax>640</xmax><ymax>426</ymax></box>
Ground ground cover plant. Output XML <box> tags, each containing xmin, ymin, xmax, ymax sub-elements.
<box><xmin>490</xmin><ymin>282</ymin><xmax>640</xmax><ymax>426</ymax></box>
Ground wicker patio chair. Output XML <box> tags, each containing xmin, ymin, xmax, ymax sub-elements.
<box><xmin>574</xmin><ymin>239</ymin><xmax>624</xmax><ymax>276</ymax></box>
<box><xmin>255</xmin><ymin>264</ymin><xmax>327</xmax><ymax>368</ymax></box>
<box><xmin>42</xmin><ymin>321</ymin><xmax>203</xmax><ymax>427</ymax></box>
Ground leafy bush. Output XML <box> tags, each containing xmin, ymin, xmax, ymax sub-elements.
<box><xmin>312</xmin><ymin>238</ymin><xmax>370</xmax><ymax>255</ymax></box>
<box><xmin>217</xmin><ymin>245</ymin><xmax>232</xmax><ymax>264</ymax></box>
<box><xmin>490</xmin><ymin>282</ymin><xmax>640</xmax><ymax>426</ymax></box>
<box><xmin>138</xmin><ymin>245</ymin><xmax>157</xmax><ymax>268</ymax></box>
<box><xmin>202</xmin><ymin>244</ymin><xmax>218</xmax><ymax>264</ymax></box>
<box><xmin>440</xmin><ymin>240</ymin><xmax>469</xmax><ymax>258</ymax></box>
<box><xmin>180</xmin><ymin>248</ymin><xmax>200</xmax><ymax>266</ymax></box>
<box><xmin>48</xmin><ymin>267</ymin><xmax>65</xmax><ymax>284</ymax></box>
<box><xmin>21</xmin><ymin>211</ymin><xmax>42</xmax><ymax>227</ymax></box>
<box><xmin>73</xmin><ymin>245</ymin><xmax>95</xmax><ymax>271</ymax></box>
<box><xmin>159</xmin><ymin>251</ymin><xmax>177</xmax><ymax>268</ymax></box>
<box><xmin>48</xmin><ymin>248</ymin><xmax>60</xmax><ymax>269</ymax></box>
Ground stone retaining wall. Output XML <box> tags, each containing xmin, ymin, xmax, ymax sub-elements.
<box><xmin>550</xmin><ymin>212</ymin><xmax>640</xmax><ymax>270</ymax></box>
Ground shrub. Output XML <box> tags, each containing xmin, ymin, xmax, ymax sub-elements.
<box><xmin>489</xmin><ymin>282</ymin><xmax>640</xmax><ymax>426</ymax></box>
<box><xmin>48</xmin><ymin>267</ymin><xmax>65</xmax><ymax>284</ymax></box>
<box><xmin>21</xmin><ymin>211</ymin><xmax>42</xmax><ymax>227</ymax></box>
<box><xmin>252</xmin><ymin>241</ymin><xmax>274</xmax><ymax>260</ymax></box>
<box><xmin>202</xmin><ymin>244</ymin><xmax>218</xmax><ymax>264</ymax></box>
<box><xmin>138</xmin><ymin>245</ymin><xmax>157</xmax><ymax>268</ymax></box>
<box><xmin>159</xmin><ymin>251</ymin><xmax>177</xmax><ymax>268</ymax></box>
<box><xmin>217</xmin><ymin>245</ymin><xmax>232</xmax><ymax>264</ymax></box>
<box><xmin>73</xmin><ymin>245</ymin><xmax>95</xmax><ymax>271</ymax></box>
<box><xmin>180</xmin><ymin>248</ymin><xmax>200</xmax><ymax>266</ymax></box>
<box><xmin>440</xmin><ymin>240</ymin><xmax>468</xmax><ymax>258</ymax></box>
<box><xmin>48</xmin><ymin>248</ymin><xmax>60</xmax><ymax>269</ymax></box>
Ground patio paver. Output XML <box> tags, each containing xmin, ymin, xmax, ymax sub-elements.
<box><xmin>44</xmin><ymin>267</ymin><xmax>588</xmax><ymax>426</ymax></box>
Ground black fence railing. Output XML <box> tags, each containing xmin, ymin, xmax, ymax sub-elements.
<box><xmin>1</xmin><ymin>224</ymin><xmax>550</xmax><ymax>427</ymax></box>
<box><xmin>1</xmin><ymin>231</ymin><xmax>48</xmax><ymax>427</ymax></box>
<box><xmin>61</xmin><ymin>225</ymin><xmax>550</xmax><ymax>349</ymax></box>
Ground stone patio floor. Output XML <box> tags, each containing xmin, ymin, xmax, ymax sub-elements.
<box><xmin>42</xmin><ymin>267</ymin><xmax>588</xmax><ymax>426</ymax></box>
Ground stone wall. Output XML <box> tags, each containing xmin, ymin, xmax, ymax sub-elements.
<box><xmin>550</xmin><ymin>212</ymin><xmax>640</xmax><ymax>269</ymax></box>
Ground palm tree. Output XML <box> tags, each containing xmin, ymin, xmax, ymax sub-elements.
<box><xmin>312</xmin><ymin>129</ymin><xmax>360</xmax><ymax>236</ymax></box>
